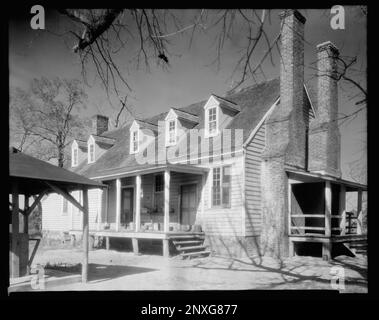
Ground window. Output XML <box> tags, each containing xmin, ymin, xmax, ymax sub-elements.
<box><xmin>154</xmin><ymin>174</ymin><xmax>164</xmax><ymax>212</ymax></box>
<box><xmin>88</xmin><ymin>143</ymin><xmax>95</xmax><ymax>163</ymax></box>
<box><xmin>131</xmin><ymin>130</ymin><xmax>139</xmax><ymax>153</ymax></box>
<box><xmin>208</xmin><ymin>107</ymin><xmax>217</xmax><ymax>135</ymax></box>
<box><xmin>62</xmin><ymin>197</ymin><xmax>68</xmax><ymax>215</ymax></box>
<box><xmin>167</xmin><ymin>119</ymin><xmax>176</xmax><ymax>145</ymax></box>
<box><xmin>212</xmin><ymin>165</ymin><xmax>231</xmax><ymax>207</ymax></box>
<box><xmin>72</xmin><ymin>148</ymin><xmax>78</xmax><ymax>167</ymax></box>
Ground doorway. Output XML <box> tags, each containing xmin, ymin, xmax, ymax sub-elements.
<box><xmin>180</xmin><ymin>184</ymin><xmax>197</xmax><ymax>226</ymax></box>
<box><xmin>121</xmin><ymin>187</ymin><xmax>134</xmax><ymax>227</ymax></box>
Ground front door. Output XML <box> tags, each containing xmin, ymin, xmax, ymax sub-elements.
<box><xmin>121</xmin><ymin>187</ymin><xmax>134</xmax><ymax>227</ymax></box>
<box><xmin>180</xmin><ymin>184</ymin><xmax>197</xmax><ymax>226</ymax></box>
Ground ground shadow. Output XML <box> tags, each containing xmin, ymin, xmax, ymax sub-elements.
<box><xmin>88</xmin><ymin>263</ymin><xmax>157</xmax><ymax>283</ymax></box>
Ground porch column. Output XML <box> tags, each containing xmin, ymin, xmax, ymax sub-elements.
<box><xmin>97</xmin><ymin>189</ymin><xmax>102</xmax><ymax>231</ymax></box>
<box><xmin>200</xmin><ymin>173</ymin><xmax>206</xmax><ymax>218</ymax></box>
<box><xmin>164</xmin><ymin>170</ymin><xmax>170</xmax><ymax>233</ymax></box>
<box><xmin>324</xmin><ymin>181</ymin><xmax>332</xmax><ymax>237</ymax></box>
<box><xmin>11</xmin><ymin>181</ymin><xmax>20</xmax><ymax>278</ymax></box>
<box><xmin>82</xmin><ymin>187</ymin><xmax>89</xmax><ymax>283</ymax></box>
<box><xmin>23</xmin><ymin>195</ymin><xmax>29</xmax><ymax>234</ymax></box>
<box><xmin>323</xmin><ymin>181</ymin><xmax>332</xmax><ymax>261</ymax></box>
<box><xmin>115</xmin><ymin>178</ymin><xmax>121</xmax><ymax>232</ymax></box>
<box><xmin>357</xmin><ymin>189</ymin><xmax>363</xmax><ymax>235</ymax></box>
<box><xmin>339</xmin><ymin>185</ymin><xmax>346</xmax><ymax>235</ymax></box>
<box><xmin>135</xmin><ymin>175</ymin><xmax>141</xmax><ymax>232</ymax></box>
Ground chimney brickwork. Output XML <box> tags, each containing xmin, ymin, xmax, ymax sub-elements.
<box><xmin>261</xmin><ymin>9</ymin><xmax>307</xmax><ymax>258</ymax></box>
<box><xmin>308</xmin><ymin>41</ymin><xmax>341</xmax><ymax>178</ymax></box>
<box><xmin>92</xmin><ymin>114</ymin><xmax>109</xmax><ymax>136</ymax></box>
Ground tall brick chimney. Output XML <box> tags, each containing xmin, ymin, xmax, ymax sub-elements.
<box><xmin>308</xmin><ymin>41</ymin><xmax>341</xmax><ymax>178</ymax></box>
<box><xmin>261</xmin><ymin>9</ymin><xmax>307</xmax><ymax>258</ymax></box>
<box><xmin>92</xmin><ymin>114</ymin><xmax>109</xmax><ymax>136</ymax></box>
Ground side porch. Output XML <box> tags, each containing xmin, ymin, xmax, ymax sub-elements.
<box><xmin>287</xmin><ymin>169</ymin><xmax>367</xmax><ymax>260</ymax></box>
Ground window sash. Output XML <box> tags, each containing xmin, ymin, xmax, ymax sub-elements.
<box><xmin>212</xmin><ymin>166</ymin><xmax>231</xmax><ymax>208</ymax></box>
<box><xmin>208</xmin><ymin>107</ymin><xmax>217</xmax><ymax>134</ymax></box>
<box><xmin>89</xmin><ymin>144</ymin><xmax>94</xmax><ymax>162</ymax></box>
<box><xmin>168</xmin><ymin>120</ymin><xmax>176</xmax><ymax>143</ymax></box>
<box><xmin>132</xmin><ymin>131</ymin><xmax>138</xmax><ymax>152</ymax></box>
<box><xmin>73</xmin><ymin>148</ymin><xmax>78</xmax><ymax>166</ymax></box>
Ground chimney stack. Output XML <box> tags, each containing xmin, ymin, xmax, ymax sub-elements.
<box><xmin>277</xmin><ymin>9</ymin><xmax>308</xmax><ymax>169</ymax></box>
<box><xmin>261</xmin><ymin>9</ymin><xmax>307</xmax><ymax>258</ymax></box>
<box><xmin>92</xmin><ymin>114</ymin><xmax>109</xmax><ymax>136</ymax></box>
<box><xmin>308</xmin><ymin>41</ymin><xmax>341</xmax><ymax>177</ymax></box>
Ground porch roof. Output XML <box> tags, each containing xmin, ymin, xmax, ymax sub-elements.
<box><xmin>286</xmin><ymin>169</ymin><xmax>367</xmax><ymax>192</ymax></box>
<box><xmin>91</xmin><ymin>163</ymin><xmax>209</xmax><ymax>180</ymax></box>
<box><xmin>9</xmin><ymin>148</ymin><xmax>105</xmax><ymax>195</ymax></box>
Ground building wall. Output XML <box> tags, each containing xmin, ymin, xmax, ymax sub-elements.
<box><xmin>198</xmin><ymin>155</ymin><xmax>244</xmax><ymax>237</ymax></box>
<box><xmin>244</xmin><ymin>124</ymin><xmax>266</xmax><ymax>236</ymax></box>
<box><xmin>42</xmin><ymin>189</ymin><xmax>103</xmax><ymax>232</ymax></box>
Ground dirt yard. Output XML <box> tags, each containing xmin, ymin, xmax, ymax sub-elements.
<box><xmin>30</xmin><ymin>246</ymin><xmax>367</xmax><ymax>292</ymax></box>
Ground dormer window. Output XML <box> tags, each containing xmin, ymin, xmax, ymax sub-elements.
<box><xmin>88</xmin><ymin>143</ymin><xmax>95</xmax><ymax>163</ymax></box>
<box><xmin>166</xmin><ymin>119</ymin><xmax>177</xmax><ymax>146</ymax></box>
<box><xmin>72</xmin><ymin>147</ymin><xmax>78</xmax><ymax>167</ymax></box>
<box><xmin>71</xmin><ymin>141</ymin><xmax>79</xmax><ymax>167</ymax></box>
<box><xmin>131</xmin><ymin>129</ymin><xmax>139</xmax><ymax>154</ymax></box>
<box><xmin>208</xmin><ymin>107</ymin><xmax>217</xmax><ymax>135</ymax></box>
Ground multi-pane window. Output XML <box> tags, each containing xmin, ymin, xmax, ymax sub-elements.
<box><xmin>132</xmin><ymin>130</ymin><xmax>139</xmax><ymax>153</ymax></box>
<box><xmin>89</xmin><ymin>144</ymin><xmax>95</xmax><ymax>163</ymax></box>
<box><xmin>212</xmin><ymin>167</ymin><xmax>221</xmax><ymax>206</ymax></box>
<box><xmin>208</xmin><ymin>107</ymin><xmax>217</xmax><ymax>135</ymax></box>
<box><xmin>212</xmin><ymin>165</ymin><xmax>231</xmax><ymax>207</ymax></box>
<box><xmin>72</xmin><ymin>148</ymin><xmax>78</xmax><ymax>167</ymax></box>
<box><xmin>168</xmin><ymin>120</ymin><xmax>176</xmax><ymax>144</ymax></box>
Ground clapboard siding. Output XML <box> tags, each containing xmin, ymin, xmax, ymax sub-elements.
<box><xmin>199</xmin><ymin>155</ymin><xmax>244</xmax><ymax>236</ymax></box>
<box><xmin>41</xmin><ymin>194</ymin><xmax>70</xmax><ymax>231</ymax></box>
<box><xmin>42</xmin><ymin>189</ymin><xmax>103</xmax><ymax>232</ymax></box>
<box><xmin>244</xmin><ymin>123</ymin><xmax>266</xmax><ymax>236</ymax></box>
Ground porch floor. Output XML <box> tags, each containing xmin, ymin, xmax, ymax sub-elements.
<box><xmin>69</xmin><ymin>229</ymin><xmax>204</xmax><ymax>240</ymax></box>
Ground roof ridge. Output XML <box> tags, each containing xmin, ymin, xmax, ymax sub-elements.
<box><xmin>226</xmin><ymin>77</ymin><xmax>279</xmax><ymax>97</ymax></box>
<box><xmin>171</xmin><ymin>107</ymin><xmax>199</xmax><ymax>117</ymax></box>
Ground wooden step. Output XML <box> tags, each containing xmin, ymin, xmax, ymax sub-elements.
<box><xmin>181</xmin><ymin>250</ymin><xmax>211</xmax><ymax>258</ymax></box>
<box><xmin>173</xmin><ymin>240</ymin><xmax>203</xmax><ymax>246</ymax></box>
<box><xmin>177</xmin><ymin>245</ymin><xmax>207</xmax><ymax>252</ymax></box>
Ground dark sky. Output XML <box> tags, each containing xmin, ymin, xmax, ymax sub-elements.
<box><xmin>9</xmin><ymin>8</ymin><xmax>367</xmax><ymax>184</ymax></box>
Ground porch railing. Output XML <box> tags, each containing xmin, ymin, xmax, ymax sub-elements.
<box><xmin>289</xmin><ymin>212</ymin><xmax>362</xmax><ymax>236</ymax></box>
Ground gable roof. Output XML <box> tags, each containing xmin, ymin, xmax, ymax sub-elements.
<box><xmin>73</xmin><ymin>78</ymin><xmax>288</xmax><ymax>179</ymax></box>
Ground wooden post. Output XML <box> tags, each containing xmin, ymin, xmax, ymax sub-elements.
<box><xmin>288</xmin><ymin>182</ymin><xmax>292</xmax><ymax>236</ymax></box>
<box><xmin>339</xmin><ymin>185</ymin><xmax>346</xmax><ymax>235</ymax></box>
<box><xmin>201</xmin><ymin>173</ymin><xmax>206</xmax><ymax>219</ymax></box>
<box><xmin>132</xmin><ymin>238</ymin><xmax>139</xmax><ymax>255</ymax></box>
<box><xmin>11</xmin><ymin>181</ymin><xmax>20</xmax><ymax>278</ymax></box>
<box><xmin>357</xmin><ymin>189</ymin><xmax>363</xmax><ymax>235</ymax></box>
<box><xmin>163</xmin><ymin>239</ymin><xmax>169</xmax><ymax>257</ymax></box>
<box><xmin>82</xmin><ymin>187</ymin><xmax>89</xmax><ymax>283</ymax></box>
<box><xmin>325</xmin><ymin>181</ymin><xmax>332</xmax><ymax>237</ymax></box>
<box><xmin>97</xmin><ymin>189</ymin><xmax>102</xmax><ymax>231</ymax></box>
<box><xmin>105</xmin><ymin>236</ymin><xmax>110</xmax><ymax>250</ymax></box>
<box><xmin>322</xmin><ymin>241</ymin><xmax>332</xmax><ymax>261</ymax></box>
<box><xmin>323</xmin><ymin>182</ymin><xmax>332</xmax><ymax>260</ymax></box>
<box><xmin>135</xmin><ymin>175</ymin><xmax>141</xmax><ymax>232</ymax></box>
<box><xmin>115</xmin><ymin>178</ymin><xmax>121</xmax><ymax>232</ymax></box>
<box><xmin>164</xmin><ymin>170</ymin><xmax>170</xmax><ymax>233</ymax></box>
<box><xmin>23</xmin><ymin>195</ymin><xmax>29</xmax><ymax>234</ymax></box>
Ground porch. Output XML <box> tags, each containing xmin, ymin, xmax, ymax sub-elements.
<box><xmin>72</xmin><ymin>164</ymin><xmax>210</xmax><ymax>257</ymax></box>
<box><xmin>287</xmin><ymin>169</ymin><xmax>367</xmax><ymax>260</ymax></box>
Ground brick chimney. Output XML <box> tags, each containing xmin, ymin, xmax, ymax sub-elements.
<box><xmin>261</xmin><ymin>9</ymin><xmax>307</xmax><ymax>258</ymax></box>
<box><xmin>308</xmin><ymin>41</ymin><xmax>341</xmax><ymax>178</ymax></box>
<box><xmin>92</xmin><ymin>114</ymin><xmax>109</xmax><ymax>136</ymax></box>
